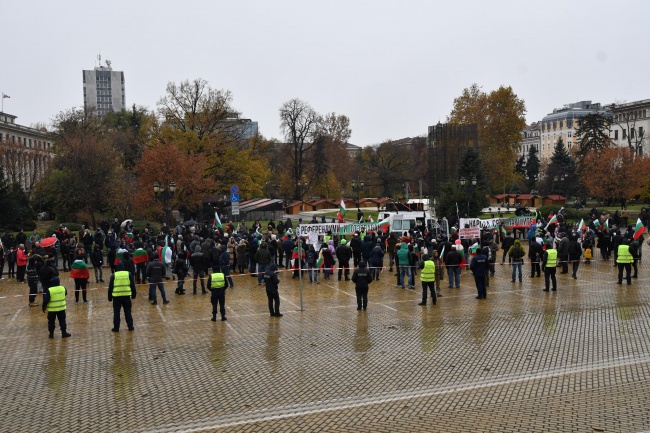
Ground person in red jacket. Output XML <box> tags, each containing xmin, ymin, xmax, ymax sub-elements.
<box><xmin>16</xmin><ymin>244</ymin><xmax>28</xmax><ymax>283</ymax></box>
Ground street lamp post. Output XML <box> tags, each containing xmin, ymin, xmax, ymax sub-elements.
<box><xmin>351</xmin><ymin>178</ymin><xmax>365</xmax><ymax>208</ymax></box>
<box><xmin>553</xmin><ymin>174</ymin><xmax>567</xmax><ymax>198</ymax></box>
<box><xmin>154</xmin><ymin>181</ymin><xmax>176</xmax><ymax>228</ymax></box>
<box><xmin>459</xmin><ymin>176</ymin><xmax>477</xmax><ymax>217</ymax></box>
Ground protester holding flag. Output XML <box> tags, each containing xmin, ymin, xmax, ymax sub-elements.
<box><xmin>337</xmin><ymin>199</ymin><xmax>347</xmax><ymax>222</ymax></box>
<box><xmin>133</xmin><ymin>247</ymin><xmax>148</xmax><ymax>284</ymax></box>
<box><xmin>70</xmin><ymin>258</ymin><xmax>90</xmax><ymax>303</ymax></box>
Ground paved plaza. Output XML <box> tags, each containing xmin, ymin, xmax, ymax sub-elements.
<box><xmin>2</xmin><ymin>256</ymin><xmax>650</xmax><ymax>432</ymax></box>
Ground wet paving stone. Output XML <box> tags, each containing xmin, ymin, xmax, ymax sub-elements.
<box><xmin>2</xmin><ymin>257</ymin><xmax>650</xmax><ymax>432</ymax></box>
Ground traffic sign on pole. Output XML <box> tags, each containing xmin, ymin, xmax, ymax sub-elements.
<box><xmin>230</xmin><ymin>193</ymin><xmax>240</xmax><ymax>202</ymax></box>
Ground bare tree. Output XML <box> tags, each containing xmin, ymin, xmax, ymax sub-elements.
<box><xmin>279</xmin><ymin>99</ymin><xmax>320</xmax><ymax>199</ymax></box>
<box><xmin>610</xmin><ymin>102</ymin><xmax>648</xmax><ymax>156</ymax></box>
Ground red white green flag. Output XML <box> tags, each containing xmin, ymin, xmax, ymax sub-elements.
<box><xmin>593</xmin><ymin>219</ymin><xmax>602</xmax><ymax>229</ymax></box>
<box><xmin>70</xmin><ymin>260</ymin><xmax>89</xmax><ymax>279</ymax></box>
<box><xmin>578</xmin><ymin>219</ymin><xmax>587</xmax><ymax>231</ymax></box>
<box><xmin>634</xmin><ymin>218</ymin><xmax>646</xmax><ymax>240</ymax></box>
<box><xmin>316</xmin><ymin>250</ymin><xmax>324</xmax><ymax>269</ymax></box>
<box><xmin>545</xmin><ymin>215</ymin><xmax>558</xmax><ymax>230</ymax></box>
<box><xmin>378</xmin><ymin>217</ymin><xmax>390</xmax><ymax>232</ymax></box>
<box><xmin>214</xmin><ymin>211</ymin><xmax>223</xmax><ymax>228</ymax></box>
<box><xmin>337</xmin><ymin>199</ymin><xmax>346</xmax><ymax>221</ymax></box>
<box><xmin>114</xmin><ymin>248</ymin><xmax>128</xmax><ymax>265</ymax></box>
<box><xmin>133</xmin><ymin>248</ymin><xmax>148</xmax><ymax>264</ymax></box>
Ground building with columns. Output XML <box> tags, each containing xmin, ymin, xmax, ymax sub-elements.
<box><xmin>0</xmin><ymin>112</ymin><xmax>53</xmax><ymax>193</ymax></box>
<box><xmin>608</xmin><ymin>99</ymin><xmax>649</xmax><ymax>155</ymax></box>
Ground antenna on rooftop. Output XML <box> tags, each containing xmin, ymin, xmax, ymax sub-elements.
<box><xmin>97</xmin><ymin>52</ymin><xmax>101</xmax><ymax>67</ymax></box>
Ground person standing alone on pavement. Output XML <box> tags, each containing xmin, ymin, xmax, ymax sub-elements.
<box><xmin>542</xmin><ymin>242</ymin><xmax>558</xmax><ymax>292</ymax></box>
<box><xmin>264</xmin><ymin>263</ymin><xmax>282</xmax><ymax>317</ymax></box>
<box><xmin>146</xmin><ymin>252</ymin><xmax>169</xmax><ymax>305</ymax></box>
<box><xmin>108</xmin><ymin>262</ymin><xmax>136</xmax><ymax>332</ymax></box>
<box><xmin>470</xmin><ymin>247</ymin><xmax>489</xmax><ymax>299</ymax></box>
<box><xmin>418</xmin><ymin>254</ymin><xmax>437</xmax><ymax>306</ymax></box>
<box><xmin>352</xmin><ymin>261</ymin><xmax>373</xmax><ymax>310</ymax></box>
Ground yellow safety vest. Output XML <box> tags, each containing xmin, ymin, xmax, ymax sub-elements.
<box><xmin>617</xmin><ymin>245</ymin><xmax>633</xmax><ymax>264</ymax></box>
<box><xmin>545</xmin><ymin>249</ymin><xmax>557</xmax><ymax>268</ymax></box>
<box><xmin>112</xmin><ymin>271</ymin><xmax>131</xmax><ymax>297</ymax></box>
<box><xmin>210</xmin><ymin>273</ymin><xmax>226</xmax><ymax>289</ymax></box>
<box><xmin>47</xmin><ymin>286</ymin><xmax>66</xmax><ymax>312</ymax></box>
<box><xmin>420</xmin><ymin>260</ymin><xmax>436</xmax><ymax>282</ymax></box>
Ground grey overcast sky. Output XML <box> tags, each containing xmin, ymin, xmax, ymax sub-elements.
<box><xmin>1</xmin><ymin>0</ymin><xmax>648</xmax><ymax>146</ymax></box>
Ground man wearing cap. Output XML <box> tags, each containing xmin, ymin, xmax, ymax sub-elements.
<box><xmin>542</xmin><ymin>242</ymin><xmax>558</xmax><ymax>292</ymax></box>
<box><xmin>336</xmin><ymin>238</ymin><xmax>352</xmax><ymax>281</ymax></box>
<box><xmin>108</xmin><ymin>262</ymin><xmax>136</xmax><ymax>332</ymax></box>
<box><xmin>418</xmin><ymin>254</ymin><xmax>437</xmax><ymax>305</ymax></box>
<box><xmin>208</xmin><ymin>268</ymin><xmax>230</xmax><ymax>321</ymax></box>
<box><xmin>350</xmin><ymin>232</ymin><xmax>362</xmax><ymax>267</ymax></box>
<box><xmin>470</xmin><ymin>247</ymin><xmax>489</xmax><ymax>299</ymax></box>
<box><xmin>42</xmin><ymin>276</ymin><xmax>71</xmax><ymax>338</ymax></box>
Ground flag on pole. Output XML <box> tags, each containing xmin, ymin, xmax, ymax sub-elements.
<box><xmin>316</xmin><ymin>250</ymin><xmax>324</xmax><ymax>269</ymax></box>
<box><xmin>70</xmin><ymin>260</ymin><xmax>90</xmax><ymax>279</ymax></box>
<box><xmin>634</xmin><ymin>218</ymin><xmax>646</xmax><ymax>240</ymax></box>
<box><xmin>593</xmin><ymin>219</ymin><xmax>602</xmax><ymax>229</ymax></box>
<box><xmin>545</xmin><ymin>214</ymin><xmax>558</xmax><ymax>230</ymax></box>
<box><xmin>604</xmin><ymin>219</ymin><xmax>609</xmax><ymax>231</ymax></box>
<box><xmin>2</xmin><ymin>94</ymin><xmax>10</xmax><ymax>99</ymax></box>
<box><xmin>214</xmin><ymin>211</ymin><xmax>222</xmax><ymax>228</ymax></box>
<box><xmin>337</xmin><ymin>199</ymin><xmax>346</xmax><ymax>220</ymax></box>
<box><xmin>578</xmin><ymin>219</ymin><xmax>587</xmax><ymax>232</ymax></box>
<box><xmin>378</xmin><ymin>217</ymin><xmax>390</xmax><ymax>232</ymax></box>
<box><xmin>456</xmin><ymin>202</ymin><xmax>459</xmax><ymax>216</ymax></box>
<box><xmin>368</xmin><ymin>215</ymin><xmax>374</xmax><ymax>223</ymax></box>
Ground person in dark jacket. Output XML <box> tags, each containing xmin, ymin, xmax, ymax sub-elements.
<box><xmin>146</xmin><ymin>253</ymin><xmax>169</xmax><ymax>305</ymax></box>
<box><xmin>568</xmin><ymin>234</ymin><xmax>583</xmax><ymax>279</ymax></box>
<box><xmin>264</xmin><ymin>263</ymin><xmax>282</xmax><ymax>317</ymax></box>
<box><xmin>255</xmin><ymin>242</ymin><xmax>272</xmax><ymax>285</ymax></box>
<box><xmin>470</xmin><ymin>247</ymin><xmax>489</xmax><ymax>299</ymax></box>
<box><xmin>174</xmin><ymin>251</ymin><xmax>188</xmax><ymax>294</ymax></box>
<box><xmin>445</xmin><ymin>245</ymin><xmax>462</xmax><ymax>289</ymax></box>
<box><xmin>190</xmin><ymin>246</ymin><xmax>207</xmax><ymax>294</ymax></box>
<box><xmin>350</xmin><ymin>233</ymin><xmax>362</xmax><ymax>267</ymax></box>
<box><xmin>368</xmin><ymin>239</ymin><xmax>384</xmax><ymax>281</ymax></box>
<box><xmin>351</xmin><ymin>261</ymin><xmax>373</xmax><ymax>310</ymax></box>
<box><xmin>91</xmin><ymin>245</ymin><xmax>104</xmax><ymax>283</ymax></box>
<box><xmin>336</xmin><ymin>239</ymin><xmax>352</xmax><ymax>281</ymax></box>
<box><xmin>501</xmin><ymin>232</ymin><xmax>514</xmax><ymax>263</ymax></box>
<box><xmin>387</xmin><ymin>233</ymin><xmax>398</xmax><ymax>272</ymax></box>
<box><xmin>529</xmin><ymin>237</ymin><xmax>543</xmax><ymax>277</ymax></box>
<box><xmin>26</xmin><ymin>256</ymin><xmax>42</xmax><ymax>306</ymax></box>
<box><xmin>557</xmin><ymin>233</ymin><xmax>570</xmax><ymax>274</ymax></box>
<box><xmin>361</xmin><ymin>235</ymin><xmax>374</xmax><ymax>263</ymax></box>
<box><xmin>219</xmin><ymin>244</ymin><xmax>235</xmax><ymax>288</ymax></box>
<box><xmin>42</xmin><ymin>276</ymin><xmax>71</xmax><ymax>339</ymax></box>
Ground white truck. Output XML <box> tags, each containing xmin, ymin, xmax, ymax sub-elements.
<box><xmin>378</xmin><ymin>211</ymin><xmax>448</xmax><ymax>237</ymax></box>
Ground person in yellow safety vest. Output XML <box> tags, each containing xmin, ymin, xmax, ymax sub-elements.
<box><xmin>108</xmin><ymin>262</ymin><xmax>137</xmax><ymax>332</ymax></box>
<box><xmin>209</xmin><ymin>271</ymin><xmax>230</xmax><ymax>322</ymax></box>
<box><xmin>542</xmin><ymin>243</ymin><xmax>558</xmax><ymax>292</ymax></box>
<box><xmin>616</xmin><ymin>239</ymin><xmax>634</xmax><ymax>285</ymax></box>
<box><xmin>42</xmin><ymin>276</ymin><xmax>71</xmax><ymax>339</ymax></box>
<box><xmin>418</xmin><ymin>254</ymin><xmax>437</xmax><ymax>306</ymax></box>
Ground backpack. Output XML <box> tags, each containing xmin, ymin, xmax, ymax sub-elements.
<box><xmin>306</xmin><ymin>250</ymin><xmax>316</xmax><ymax>265</ymax></box>
<box><xmin>512</xmin><ymin>246</ymin><xmax>524</xmax><ymax>260</ymax></box>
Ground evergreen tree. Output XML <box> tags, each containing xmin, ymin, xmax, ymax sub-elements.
<box><xmin>515</xmin><ymin>155</ymin><xmax>526</xmax><ymax>175</ymax></box>
<box><xmin>0</xmin><ymin>167</ymin><xmax>37</xmax><ymax>231</ymax></box>
<box><xmin>574</xmin><ymin>113</ymin><xmax>610</xmax><ymax>163</ymax></box>
<box><xmin>457</xmin><ymin>147</ymin><xmax>489</xmax><ymax>217</ymax></box>
<box><xmin>524</xmin><ymin>145</ymin><xmax>540</xmax><ymax>191</ymax></box>
<box><xmin>542</xmin><ymin>137</ymin><xmax>578</xmax><ymax>197</ymax></box>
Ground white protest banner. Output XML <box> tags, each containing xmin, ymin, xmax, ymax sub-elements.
<box><xmin>459</xmin><ymin>226</ymin><xmax>481</xmax><ymax>239</ymax></box>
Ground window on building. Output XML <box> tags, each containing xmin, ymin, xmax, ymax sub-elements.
<box><xmin>615</xmin><ymin>130</ymin><xmax>619</xmax><ymax>140</ymax></box>
<box><xmin>568</xmin><ymin>141</ymin><xmax>572</xmax><ymax>148</ymax></box>
<box><xmin>640</xmin><ymin>127</ymin><xmax>644</xmax><ymax>137</ymax></box>
<box><xmin>560</xmin><ymin>120</ymin><xmax>564</xmax><ymax>128</ymax></box>
<box><xmin>631</xmin><ymin>128</ymin><xmax>636</xmax><ymax>138</ymax></box>
<box><xmin>623</xmin><ymin>130</ymin><xmax>627</xmax><ymax>139</ymax></box>
<box><xmin>568</xmin><ymin>132</ymin><xmax>572</xmax><ymax>138</ymax></box>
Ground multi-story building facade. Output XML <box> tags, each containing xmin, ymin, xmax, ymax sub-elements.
<box><xmin>539</xmin><ymin>101</ymin><xmax>607</xmax><ymax>159</ymax></box>
<box><xmin>519</xmin><ymin>122</ymin><xmax>540</xmax><ymax>161</ymax></box>
<box><xmin>0</xmin><ymin>112</ymin><xmax>53</xmax><ymax>192</ymax></box>
<box><xmin>608</xmin><ymin>99</ymin><xmax>649</xmax><ymax>155</ymax></box>
<box><xmin>83</xmin><ymin>61</ymin><xmax>125</xmax><ymax>116</ymax></box>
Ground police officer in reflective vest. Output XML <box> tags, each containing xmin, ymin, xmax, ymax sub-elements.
<box><xmin>617</xmin><ymin>239</ymin><xmax>634</xmax><ymax>285</ymax></box>
<box><xmin>209</xmin><ymin>271</ymin><xmax>229</xmax><ymax>321</ymax></box>
<box><xmin>418</xmin><ymin>254</ymin><xmax>437</xmax><ymax>306</ymax></box>
<box><xmin>108</xmin><ymin>262</ymin><xmax>137</xmax><ymax>332</ymax></box>
<box><xmin>42</xmin><ymin>276</ymin><xmax>71</xmax><ymax>339</ymax></box>
<box><xmin>542</xmin><ymin>243</ymin><xmax>558</xmax><ymax>292</ymax></box>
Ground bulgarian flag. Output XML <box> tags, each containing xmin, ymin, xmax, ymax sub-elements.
<box><xmin>634</xmin><ymin>218</ymin><xmax>646</xmax><ymax>240</ymax></box>
<box><xmin>316</xmin><ymin>250</ymin><xmax>325</xmax><ymax>269</ymax></box>
<box><xmin>593</xmin><ymin>219</ymin><xmax>602</xmax><ymax>229</ymax></box>
<box><xmin>368</xmin><ymin>215</ymin><xmax>374</xmax><ymax>222</ymax></box>
<box><xmin>70</xmin><ymin>260</ymin><xmax>89</xmax><ymax>279</ymax></box>
<box><xmin>114</xmin><ymin>248</ymin><xmax>128</xmax><ymax>265</ymax></box>
<box><xmin>604</xmin><ymin>219</ymin><xmax>609</xmax><ymax>232</ymax></box>
<box><xmin>214</xmin><ymin>211</ymin><xmax>222</xmax><ymax>228</ymax></box>
<box><xmin>337</xmin><ymin>199</ymin><xmax>346</xmax><ymax>221</ymax></box>
<box><xmin>378</xmin><ymin>217</ymin><xmax>390</xmax><ymax>232</ymax></box>
<box><xmin>578</xmin><ymin>219</ymin><xmax>587</xmax><ymax>232</ymax></box>
<box><xmin>133</xmin><ymin>248</ymin><xmax>148</xmax><ymax>264</ymax></box>
<box><xmin>545</xmin><ymin>214</ymin><xmax>558</xmax><ymax>230</ymax></box>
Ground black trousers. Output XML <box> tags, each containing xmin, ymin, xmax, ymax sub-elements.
<box><xmin>474</xmin><ymin>275</ymin><xmax>486</xmax><ymax>299</ymax></box>
<box><xmin>47</xmin><ymin>310</ymin><xmax>67</xmax><ymax>335</ymax></box>
<box><xmin>17</xmin><ymin>265</ymin><xmax>26</xmax><ymax>282</ymax></box>
<box><xmin>28</xmin><ymin>282</ymin><xmax>38</xmax><ymax>303</ymax></box>
<box><xmin>113</xmin><ymin>297</ymin><xmax>133</xmax><ymax>330</ymax></box>
<box><xmin>211</xmin><ymin>290</ymin><xmax>226</xmax><ymax>317</ymax></box>
<box><xmin>421</xmin><ymin>281</ymin><xmax>436</xmax><ymax>304</ymax></box>
<box><xmin>530</xmin><ymin>260</ymin><xmax>541</xmax><ymax>277</ymax></box>
<box><xmin>618</xmin><ymin>263</ymin><xmax>632</xmax><ymax>284</ymax></box>
<box><xmin>559</xmin><ymin>255</ymin><xmax>569</xmax><ymax>273</ymax></box>
<box><xmin>544</xmin><ymin>267</ymin><xmax>557</xmax><ymax>290</ymax></box>
<box><xmin>266</xmin><ymin>290</ymin><xmax>280</xmax><ymax>315</ymax></box>
<box><xmin>74</xmin><ymin>279</ymin><xmax>88</xmax><ymax>302</ymax></box>
<box><xmin>338</xmin><ymin>260</ymin><xmax>350</xmax><ymax>279</ymax></box>
<box><xmin>355</xmin><ymin>287</ymin><xmax>368</xmax><ymax>309</ymax></box>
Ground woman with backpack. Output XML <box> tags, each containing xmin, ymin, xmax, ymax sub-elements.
<box><xmin>306</xmin><ymin>244</ymin><xmax>319</xmax><ymax>284</ymax></box>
